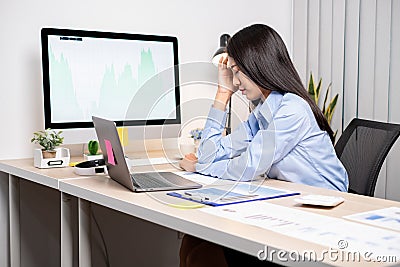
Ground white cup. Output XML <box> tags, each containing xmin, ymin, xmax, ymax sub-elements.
<box><xmin>179</xmin><ymin>143</ymin><xmax>195</xmax><ymax>158</ymax></box>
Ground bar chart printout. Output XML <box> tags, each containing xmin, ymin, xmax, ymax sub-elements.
<box><xmin>201</xmin><ymin>202</ymin><xmax>400</xmax><ymax>261</ymax></box>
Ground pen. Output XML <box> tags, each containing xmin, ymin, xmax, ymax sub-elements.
<box><xmin>184</xmin><ymin>192</ymin><xmax>210</xmax><ymax>202</ymax></box>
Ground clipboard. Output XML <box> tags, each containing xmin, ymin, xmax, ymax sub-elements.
<box><xmin>167</xmin><ymin>184</ymin><xmax>300</xmax><ymax>206</ymax></box>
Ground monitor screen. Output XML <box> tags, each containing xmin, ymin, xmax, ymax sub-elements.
<box><xmin>41</xmin><ymin>28</ymin><xmax>181</xmax><ymax>134</ymax></box>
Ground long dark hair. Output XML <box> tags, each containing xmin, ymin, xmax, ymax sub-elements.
<box><xmin>227</xmin><ymin>24</ymin><xmax>334</xmax><ymax>143</ymax></box>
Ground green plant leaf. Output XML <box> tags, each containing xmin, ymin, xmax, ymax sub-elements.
<box><xmin>31</xmin><ymin>128</ymin><xmax>64</xmax><ymax>150</ymax></box>
<box><xmin>326</xmin><ymin>94</ymin><xmax>338</xmax><ymax>124</ymax></box>
<box><xmin>88</xmin><ymin>140</ymin><xmax>99</xmax><ymax>155</ymax></box>
<box><xmin>307</xmin><ymin>73</ymin><xmax>323</xmax><ymax>104</ymax></box>
<box><xmin>307</xmin><ymin>73</ymin><xmax>340</xmax><ymax>143</ymax></box>
<box><xmin>333</xmin><ymin>130</ymin><xmax>338</xmax><ymax>143</ymax></box>
<box><xmin>322</xmin><ymin>83</ymin><xmax>332</xmax><ymax>115</ymax></box>
<box><xmin>308</xmin><ymin>73</ymin><xmax>317</xmax><ymax>103</ymax></box>
<box><xmin>315</xmin><ymin>78</ymin><xmax>322</xmax><ymax>104</ymax></box>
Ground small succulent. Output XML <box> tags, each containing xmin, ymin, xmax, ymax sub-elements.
<box><xmin>88</xmin><ymin>140</ymin><xmax>99</xmax><ymax>155</ymax></box>
<box><xmin>31</xmin><ymin>128</ymin><xmax>64</xmax><ymax>151</ymax></box>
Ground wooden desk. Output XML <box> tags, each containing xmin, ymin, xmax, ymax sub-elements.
<box><xmin>0</xmin><ymin>155</ymin><xmax>183</xmax><ymax>267</ymax></box>
<box><xmin>1</xmin><ymin>156</ymin><xmax>400</xmax><ymax>267</ymax></box>
<box><xmin>0</xmin><ymin>158</ymin><xmax>91</xmax><ymax>267</ymax></box>
<box><xmin>58</xmin><ymin>174</ymin><xmax>400</xmax><ymax>267</ymax></box>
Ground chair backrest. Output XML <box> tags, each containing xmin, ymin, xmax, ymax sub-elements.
<box><xmin>335</xmin><ymin>118</ymin><xmax>400</xmax><ymax>196</ymax></box>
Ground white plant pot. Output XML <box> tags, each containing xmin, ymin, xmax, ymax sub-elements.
<box><xmin>33</xmin><ymin>148</ymin><xmax>70</xmax><ymax>168</ymax></box>
<box><xmin>83</xmin><ymin>153</ymin><xmax>104</xmax><ymax>161</ymax></box>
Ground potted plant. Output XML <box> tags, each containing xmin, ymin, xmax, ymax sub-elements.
<box><xmin>31</xmin><ymin>128</ymin><xmax>64</xmax><ymax>158</ymax></box>
<box><xmin>190</xmin><ymin>128</ymin><xmax>203</xmax><ymax>151</ymax></box>
<box><xmin>88</xmin><ymin>140</ymin><xmax>99</xmax><ymax>155</ymax></box>
<box><xmin>308</xmin><ymin>73</ymin><xmax>339</xmax><ymax>141</ymax></box>
<box><xmin>84</xmin><ymin>140</ymin><xmax>103</xmax><ymax>160</ymax></box>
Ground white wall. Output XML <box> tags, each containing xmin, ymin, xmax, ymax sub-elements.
<box><xmin>0</xmin><ymin>0</ymin><xmax>292</xmax><ymax>159</ymax></box>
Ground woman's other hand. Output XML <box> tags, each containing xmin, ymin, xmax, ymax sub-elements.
<box><xmin>214</xmin><ymin>56</ymin><xmax>238</xmax><ymax>110</ymax></box>
<box><xmin>218</xmin><ymin>56</ymin><xmax>236</xmax><ymax>94</ymax></box>
<box><xmin>179</xmin><ymin>153</ymin><xmax>198</xmax><ymax>172</ymax></box>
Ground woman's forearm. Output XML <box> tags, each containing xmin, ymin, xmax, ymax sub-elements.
<box><xmin>213</xmin><ymin>87</ymin><xmax>233</xmax><ymax>111</ymax></box>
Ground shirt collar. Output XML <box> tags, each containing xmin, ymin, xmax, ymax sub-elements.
<box><xmin>253</xmin><ymin>91</ymin><xmax>284</xmax><ymax>124</ymax></box>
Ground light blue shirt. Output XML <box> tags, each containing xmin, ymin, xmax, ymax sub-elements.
<box><xmin>196</xmin><ymin>91</ymin><xmax>348</xmax><ymax>192</ymax></box>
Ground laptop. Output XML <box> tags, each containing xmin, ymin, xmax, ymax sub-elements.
<box><xmin>92</xmin><ymin>116</ymin><xmax>202</xmax><ymax>192</ymax></box>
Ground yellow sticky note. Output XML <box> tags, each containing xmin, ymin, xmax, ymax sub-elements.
<box><xmin>167</xmin><ymin>202</ymin><xmax>205</xmax><ymax>209</ymax></box>
<box><xmin>117</xmin><ymin>127</ymin><xmax>129</xmax><ymax>146</ymax></box>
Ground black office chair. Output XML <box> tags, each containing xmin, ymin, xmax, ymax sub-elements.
<box><xmin>334</xmin><ymin>118</ymin><xmax>400</xmax><ymax>196</ymax></box>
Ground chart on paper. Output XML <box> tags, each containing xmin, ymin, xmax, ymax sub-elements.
<box><xmin>344</xmin><ymin>207</ymin><xmax>400</xmax><ymax>232</ymax></box>
<box><xmin>202</xmin><ymin>202</ymin><xmax>400</xmax><ymax>260</ymax></box>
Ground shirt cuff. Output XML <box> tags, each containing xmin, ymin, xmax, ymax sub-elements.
<box><xmin>207</xmin><ymin>106</ymin><xmax>228</xmax><ymax>128</ymax></box>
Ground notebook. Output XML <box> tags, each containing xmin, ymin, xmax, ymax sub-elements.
<box><xmin>92</xmin><ymin>116</ymin><xmax>202</xmax><ymax>192</ymax></box>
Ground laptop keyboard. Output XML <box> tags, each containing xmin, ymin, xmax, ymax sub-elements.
<box><xmin>132</xmin><ymin>173</ymin><xmax>173</xmax><ymax>188</ymax></box>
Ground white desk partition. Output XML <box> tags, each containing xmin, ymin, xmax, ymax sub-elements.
<box><xmin>0</xmin><ymin>171</ymin><xmax>10</xmax><ymax>267</ymax></box>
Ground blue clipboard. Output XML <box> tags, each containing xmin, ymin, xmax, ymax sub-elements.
<box><xmin>167</xmin><ymin>184</ymin><xmax>300</xmax><ymax>207</ymax></box>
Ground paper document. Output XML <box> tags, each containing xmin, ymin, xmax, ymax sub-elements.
<box><xmin>201</xmin><ymin>202</ymin><xmax>400</xmax><ymax>261</ymax></box>
<box><xmin>344</xmin><ymin>207</ymin><xmax>400</xmax><ymax>232</ymax></box>
<box><xmin>173</xmin><ymin>172</ymin><xmax>252</xmax><ymax>186</ymax></box>
<box><xmin>167</xmin><ymin>183</ymin><xmax>299</xmax><ymax>206</ymax></box>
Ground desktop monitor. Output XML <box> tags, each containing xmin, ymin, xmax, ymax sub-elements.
<box><xmin>41</xmin><ymin>28</ymin><xmax>181</xmax><ymax>144</ymax></box>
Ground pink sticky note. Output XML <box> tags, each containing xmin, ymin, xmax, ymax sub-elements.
<box><xmin>104</xmin><ymin>139</ymin><xmax>116</xmax><ymax>165</ymax></box>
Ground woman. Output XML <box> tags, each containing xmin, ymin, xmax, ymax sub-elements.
<box><xmin>179</xmin><ymin>24</ymin><xmax>348</xmax><ymax>267</ymax></box>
